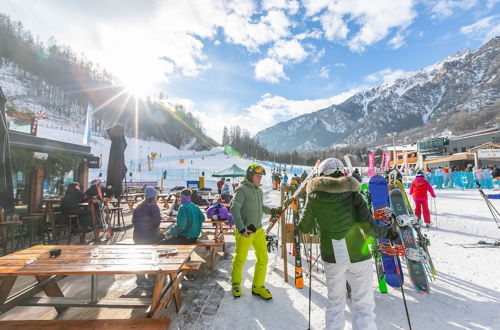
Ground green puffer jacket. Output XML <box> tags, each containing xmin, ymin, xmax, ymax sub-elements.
<box><xmin>299</xmin><ymin>176</ymin><xmax>391</xmax><ymax>263</ymax></box>
<box><xmin>230</xmin><ymin>180</ymin><xmax>271</xmax><ymax>232</ymax></box>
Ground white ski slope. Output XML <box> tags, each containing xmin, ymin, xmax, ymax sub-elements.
<box><xmin>36</xmin><ymin>124</ymin><xmax>309</xmax><ymax>189</ymax></box>
<box><xmin>197</xmin><ymin>188</ymin><xmax>500</xmax><ymax>330</ymax></box>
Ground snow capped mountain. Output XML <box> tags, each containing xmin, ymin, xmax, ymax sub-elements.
<box><xmin>255</xmin><ymin>37</ymin><xmax>500</xmax><ymax>152</ymax></box>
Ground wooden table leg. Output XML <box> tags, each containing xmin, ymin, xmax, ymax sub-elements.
<box><xmin>47</xmin><ymin>203</ymin><xmax>57</xmax><ymax>244</ymax></box>
<box><xmin>170</xmin><ymin>273</ymin><xmax>182</xmax><ymax>312</ymax></box>
<box><xmin>35</xmin><ymin>275</ymin><xmax>66</xmax><ymax>314</ymax></box>
<box><xmin>149</xmin><ymin>274</ymin><xmax>165</xmax><ymax>312</ymax></box>
<box><xmin>0</xmin><ymin>276</ymin><xmax>17</xmax><ymax>304</ymax></box>
<box><xmin>88</xmin><ymin>202</ymin><xmax>99</xmax><ymax>241</ymax></box>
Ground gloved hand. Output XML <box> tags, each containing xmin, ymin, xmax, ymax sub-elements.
<box><xmin>389</xmin><ymin>229</ymin><xmax>400</xmax><ymax>242</ymax></box>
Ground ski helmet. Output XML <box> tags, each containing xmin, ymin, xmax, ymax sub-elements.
<box><xmin>318</xmin><ymin>158</ymin><xmax>345</xmax><ymax>177</ymax></box>
<box><xmin>246</xmin><ymin>164</ymin><xmax>266</xmax><ymax>182</ymax></box>
<box><xmin>416</xmin><ymin>170</ymin><xmax>425</xmax><ymax>177</ymax></box>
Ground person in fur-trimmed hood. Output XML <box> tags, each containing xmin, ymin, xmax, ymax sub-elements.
<box><xmin>299</xmin><ymin>158</ymin><xmax>397</xmax><ymax>330</ymax></box>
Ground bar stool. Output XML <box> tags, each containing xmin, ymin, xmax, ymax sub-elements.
<box><xmin>21</xmin><ymin>215</ymin><xmax>43</xmax><ymax>247</ymax></box>
<box><xmin>29</xmin><ymin>211</ymin><xmax>51</xmax><ymax>243</ymax></box>
<box><xmin>109</xmin><ymin>207</ymin><xmax>125</xmax><ymax>231</ymax></box>
<box><xmin>60</xmin><ymin>214</ymin><xmax>83</xmax><ymax>244</ymax></box>
<box><xmin>0</xmin><ymin>222</ymin><xmax>24</xmax><ymax>255</ymax></box>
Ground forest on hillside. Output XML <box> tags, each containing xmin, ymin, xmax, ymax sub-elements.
<box><xmin>0</xmin><ymin>13</ymin><xmax>216</xmax><ymax>149</ymax></box>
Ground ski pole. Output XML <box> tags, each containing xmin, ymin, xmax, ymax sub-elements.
<box><xmin>433</xmin><ymin>198</ymin><xmax>438</xmax><ymax>227</ymax></box>
<box><xmin>476</xmin><ymin>181</ymin><xmax>500</xmax><ymax>229</ymax></box>
<box><xmin>391</xmin><ymin>237</ymin><xmax>412</xmax><ymax>330</ymax></box>
<box><xmin>308</xmin><ymin>235</ymin><xmax>313</xmax><ymax>330</ymax></box>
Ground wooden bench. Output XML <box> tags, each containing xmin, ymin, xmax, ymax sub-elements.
<box><xmin>0</xmin><ymin>318</ymin><xmax>172</xmax><ymax>329</ymax></box>
<box><xmin>181</xmin><ymin>260</ymin><xmax>203</xmax><ymax>272</ymax></box>
<box><xmin>196</xmin><ymin>239</ymin><xmax>223</xmax><ymax>270</ymax></box>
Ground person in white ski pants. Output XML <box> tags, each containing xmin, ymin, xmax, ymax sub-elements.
<box><xmin>298</xmin><ymin>158</ymin><xmax>396</xmax><ymax>330</ymax></box>
<box><xmin>324</xmin><ymin>239</ymin><xmax>376</xmax><ymax>330</ymax></box>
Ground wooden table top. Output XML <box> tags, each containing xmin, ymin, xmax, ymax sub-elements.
<box><xmin>0</xmin><ymin>221</ymin><xmax>24</xmax><ymax>226</ymax></box>
<box><xmin>121</xmin><ymin>193</ymin><xmax>145</xmax><ymax>197</ymax></box>
<box><xmin>0</xmin><ymin>245</ymin><xmax>196</xmax><ymax>276</ymax></box>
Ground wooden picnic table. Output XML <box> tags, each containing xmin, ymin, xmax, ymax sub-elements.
<box><xmin>43</xmin><ymin>198</ymin><xmax>101</xmax><ymax>244</ymax></box>
<box><xmin>0</xmin><ymin>244</ymin><xmax>196</xmax><ymax>319</ymax></box>
<box><xmin>161</xmin><ymin>216</ymin><xmax>229</xmax><ymax>244</ymax></box>
<box><xmin>115</xmin><ymin>192</ymin><xmax>145</xmax><ymax>211</ymax></box>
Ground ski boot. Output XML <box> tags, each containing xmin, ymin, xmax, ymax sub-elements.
<box><xmin>232</xmin><ymin>282</ymin><xmax>241</xmax><ymax>298</ymax></box>
<box><xmin>252</xmin><ymin>285</ymin><xmax>272</xmax><ymax>300</ymax></box>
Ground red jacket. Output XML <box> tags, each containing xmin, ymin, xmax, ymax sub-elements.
<box><xmin>410</xmin><ymin>177</ymin><xmax>436</xmax><ymax>200</ymax></box>
<box><xmin>217</xmin><ymin>179</ymin><xmax>224</xmax><ymax>192</ymax></box>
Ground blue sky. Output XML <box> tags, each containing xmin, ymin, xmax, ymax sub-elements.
<box><xmin>1</xmin><ymin>0</ymin><xmax>499</xmax><ymax>142</ymax></box>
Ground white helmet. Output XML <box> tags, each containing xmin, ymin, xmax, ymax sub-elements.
<box><xmin>318</xmin><ymin>158</ymin><xmax>345</xmax><ymax>176</ymax></box>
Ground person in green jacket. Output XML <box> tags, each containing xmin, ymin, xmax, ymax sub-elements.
<box><xmin>299</xmin><ymin>158</ymin><xmax>397</xmax><ymax>330</ymax></box>
<box><xmin>161</xmin><ymin>188</ymin><xmax>204</xmax><ymax>244</ymax></box>
<box><xmin>230</xmin><ymin>164</ymin><xmax>280</xmax><ymax>300</ymax></box>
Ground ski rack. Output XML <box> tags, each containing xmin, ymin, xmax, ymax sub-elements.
<box><xmin>266</xmin><ymin>161</ymin><xmax>321</xmax><ymax>285</ymax></box>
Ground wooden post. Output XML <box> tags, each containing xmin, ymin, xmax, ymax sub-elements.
<box><xmin>78</xmin><ymin>161</ymin><xmax>89</xmax><ymax>191</ymax></box>
<box><xmin>28</xmin><ymin>168</ymin><xmax>44</xmax><ymax>214</ymax></box>
<box><xmin>280</xmin><ymin>184</ymin><xmax>288</xmax><ymax>283</ymax></box>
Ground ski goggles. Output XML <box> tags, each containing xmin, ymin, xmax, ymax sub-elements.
<box><xmin>253</xmin><ymin>166</ymin><xmax>266</xmax><ymax>175</ymax></box>
<box><xmin>249</xmin><ymin>165</ymin><xmax>266</xmax><ymax>175</ymax></box>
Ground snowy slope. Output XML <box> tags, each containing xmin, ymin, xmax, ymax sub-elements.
<box><xmin>175</xmin><ymin>188</ymin><xmax>500</xmax><ymax>330</ymax></box>
<box><xmin>36</xmin><ymin>124</ymin><xmax>304</xmax><ymax>189</ymax></box>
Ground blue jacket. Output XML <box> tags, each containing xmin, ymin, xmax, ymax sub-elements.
<box><xmin>132</xmin><ymin>203</ymin><xmax>162</xmax><ymax>240</ymax></box>
<box><xmin>167</xmin><ymin>202</ymin><xmax>204</xmax><ymax>238</ymax></box>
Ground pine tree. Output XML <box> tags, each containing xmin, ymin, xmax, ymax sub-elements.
<box><xmin>222</xmin><ymin>126</ymin><xmax>229</xmax><ymax>145</ymax></box>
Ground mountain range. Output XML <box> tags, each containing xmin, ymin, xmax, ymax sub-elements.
<box><xmin>255</xmin><ymin>37</ymin><xmax>500</xmax><ymax>152</ymax></box>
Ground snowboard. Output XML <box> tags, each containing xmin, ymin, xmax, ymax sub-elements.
<box><xmin>369</xmin><ymin>175</ymin><xmax>403</xmax><ymax>289</ymax></box>
<box><xmin>360</xmin><ymin>183</ymin><xmax>388</xmax><ymax>293</ymax></box>
<box><xmin>390</xmin><ymin>188</ymin><xmax>430</xmax><ymax>293</ymax></box>
<box><xmin>395</xmin><ymin>179</ymin><xmax>436</xmax><ymax>275</ymax></box>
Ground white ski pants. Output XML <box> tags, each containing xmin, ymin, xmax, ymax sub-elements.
<box><xmin>324</xmin><ymin>239</ymin><xmax>376</xmax><ymax>330</ymax></box>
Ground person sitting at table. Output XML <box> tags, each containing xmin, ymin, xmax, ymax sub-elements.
<box><xmin>221</xmin><ymin>179</ymin><xmax>232</xmax><ymax>203</ymax></box>
<box><xmin>132</xmin><ymin>186</ymin><xmax>164</xmax><ymax>287</ymax></box>
<box><xmin>164</xmin><ymin>193</ymin><xmax>181</xmax><ymax>216</ymax></box>
<box><xmin>60</xmin><ymin>182</ymin><xmax>91</xmax><ymax>237</ymax></box>
<box><xmin>132</xmin><ymin>186</ymin><xmax>164</xmax><ymax>244</ymax></box>
<box><xmin>161</xmin><ymin>188</ymin><xmax>205</xmax><ymax>244</ymax></box>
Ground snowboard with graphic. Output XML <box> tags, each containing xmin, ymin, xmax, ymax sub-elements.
<box><xmin>369</xmin><ymin>175</ymin><xmax>403</xmax><ymax>289</ymax></box>
<box><xmin>390</xmin><ymin>188</ymin><xmax>430</xmax><ymax>293</ymax></box>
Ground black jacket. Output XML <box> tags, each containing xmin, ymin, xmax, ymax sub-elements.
<box><xmin>299</xmin><ymin>176</ymin><xmax>391</xmax><ymax>263</ymax></box>
<box><xmin>61</xmin><ymin>188</ymin><xmax>87</xmax><ymax>211</ymax></box>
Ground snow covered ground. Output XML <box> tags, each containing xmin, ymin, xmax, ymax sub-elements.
<box><xmin>190</xmin><ymin>188</ymin><xmax>500</xmax><ymax>330</ymax></box>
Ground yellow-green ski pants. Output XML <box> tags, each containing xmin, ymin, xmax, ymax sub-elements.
<box><xmin>231</xmin><ymin>227</ymin><xmax>268</xmax><ymax>286</ymax></box>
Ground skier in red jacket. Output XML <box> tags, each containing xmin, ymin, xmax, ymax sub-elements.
<box><xmin>410</xmin><ymin>170</ymin><xmax>436</xmax><ymax>228</ymax></box>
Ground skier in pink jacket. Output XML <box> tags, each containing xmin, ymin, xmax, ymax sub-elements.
<box><xmin>410</xmin><ymin>170</ymin><xmax>436</xmax><ymax>228</ymax></box>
